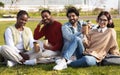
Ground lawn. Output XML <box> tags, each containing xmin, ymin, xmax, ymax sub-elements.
<box><xmin>0</xmin><ymin>18</ymin><xmax>120</xmax><ymax>75</ymax></box>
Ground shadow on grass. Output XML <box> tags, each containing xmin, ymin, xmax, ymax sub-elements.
<box><xmin>0</xmin><ymin>64</ymin><xmax>6</xmax><ymax>73</ymax></box>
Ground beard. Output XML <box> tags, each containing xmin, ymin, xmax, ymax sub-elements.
<box><xmin>69</xmin><ymin>19</ymin><xmax>78</xmax><ymax>25</ymax></box>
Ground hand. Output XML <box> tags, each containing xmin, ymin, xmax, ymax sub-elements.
<box><xmin>38</xmin><ymin>20</ymin><xmax>44</xmax><ymax>25</ymax></box>
<box><xmin>82</xmin><ymin>25</ymin><xmax>89</xmax><ymax>35</ymax></box>
<box><xmin>43</xmin><ymin>42</ymin><xmax>53</xmax><ymax>50</ymax></box>
<box><xmin>33</xmin><ymin>43</ymin><xmax>40</xmax><ymax>53</ymax></box>
<box><xmin>82</xmin><ymin>35</ymin><xmax>87</xmax><ymax>43</ymax></box>
<box><xmin>43</xmin><ymin>43</ymin><xmax>49</xmax><ymax>49</ymax></box>
<box><xmin>19</xmin><ymin>52</ymin><xmax>29</xmax><ymax>60</ymax></box>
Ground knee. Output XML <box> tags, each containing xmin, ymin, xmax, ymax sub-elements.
<box><xmin>1</xmin><ymin>45</ymin><xmax>8</xmax><ymax>51</ymax></box>
<box><xmin>83</xmin><ymin>56</ymin><xmax>96</xmax><ymax>66</ymax></box>
<box><xmin>74</xmin><ymin>37</ymin><xmax>82</xmax><ymax>42</ymax></box>
<box><xmin>1</xmin><ymin>45</ymin><xmax>13</xmax><ymax>53</ymax></box>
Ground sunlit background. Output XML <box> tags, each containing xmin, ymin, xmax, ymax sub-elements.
<box><xmin>0</xmin><ymin>0</ymin><xmax>119</xmax><ymax>12</ymax></box>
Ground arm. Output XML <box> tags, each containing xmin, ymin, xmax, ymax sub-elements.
<box><xmin>4</xmin><ymin>28</ymin><xmax>20</xmax><ymax>53</ymax></box>
<box><xmin>83</xmin><ymin>33</ymin><xmax>92</xmax><ymax>48</ymax></box>
<box><xmin>82</xmin><ymin>35</ymin><xmax>90</xmax><ymax>48</ymax></box>
<box><xmin>33</xmin><ymin>23</ymin><xmax>45</xmax><ymax>40</ymax></box>
<box><xmin>43</xmin><ymin>24</ymin><xmax>63</xmax><ymax>51</ymax></box>
<box><xmin>62</xmin><ymin>25</ymin><xmax>81</xmax><ymax>41</ymax></box>
<box><xmin>109</xmin><ymin>46</ymin><xmax>120</xmax><ymax>56</ymax></box>
<box><xmin>109</xmin><ymin>29</ymin><xmax>120</xmax><ymax>55</ymax></box>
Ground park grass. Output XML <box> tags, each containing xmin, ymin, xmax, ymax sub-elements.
<box><xmin>0</xmin><ymin>19</ymin><xmax>120</xmax><ymax>75</ymax></box>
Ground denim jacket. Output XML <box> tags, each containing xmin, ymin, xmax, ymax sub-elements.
<box><xmin>61</xmin><ymin>20</ymin><xmax>84</xmax><ymax>51</ymax></box>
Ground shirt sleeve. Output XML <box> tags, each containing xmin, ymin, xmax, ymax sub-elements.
<box><xmin>33</xmin><ymin>24</ymin><xmax>45</xmax><ymax>40</ymax></box>
<box><xmin>62</xmin><ymin>25</ymin><xmax>81</xmax><ymax>41</ymax></box>
<box><xmin>109</xmin><ymin>46</ymin><xmax>120</xmax><ymax>55</ymax></box>
<box><xmin>109</xmin><ymin>29</ymin><xmax>120</xmax><ymax>55</ymax></box>
<box><xmin>82</xmin><ymin>35</ymin><xmax>90</xmax><ymax>48</ymax></box>
<box><xmin>4</xmin><ymin>28</ymin><xmax>20</xmax><ymax>53</ymax></box>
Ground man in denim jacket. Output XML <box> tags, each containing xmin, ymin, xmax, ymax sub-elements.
<box><xmin>53</xmin><ymin>7</ymin><xmax>85</xmax><ymax>70</ymax></box>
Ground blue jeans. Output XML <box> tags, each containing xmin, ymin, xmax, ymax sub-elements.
<box><xmin>62</xmin><ymin>36</ymin><xmax>84</xmax><ymax>60</ymax></box>
<box><xmin>69</xmin><ymin>55</ymin><xmax>97</xmax><ymax>67</ymax></box>
<box><xmin>62</xmin><ymin>36</ymin><xmax>97</xmax><ymax>67</ymax></box>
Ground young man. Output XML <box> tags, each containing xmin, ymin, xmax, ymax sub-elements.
<box><xmin>33</xmin><ymin>10</ymin><xmax>63</xmax><ymax>63</ymax></box>
<box><xmin>53</xmin><ymin>7</ymin><xmax>85</xmax><ymax>70</ymax></box>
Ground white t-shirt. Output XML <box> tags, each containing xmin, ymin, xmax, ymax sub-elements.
<box><xmin>4</xmin><ymin>27</ymin><xmax>34</xmax><ymax>53</ymax></box>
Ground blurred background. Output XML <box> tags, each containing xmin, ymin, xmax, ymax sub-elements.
<box><xmin>0</xmin><ymin>0</ymin><xmax>120</xmax><ymax>18</ymax></box>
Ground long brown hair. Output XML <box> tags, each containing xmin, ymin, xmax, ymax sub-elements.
<box><xmin>97</xmin><ymin>11</ymin><xmax>114</xmax><ymax>28</ymax></box>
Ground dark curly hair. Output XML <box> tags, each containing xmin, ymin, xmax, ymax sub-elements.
<box><xmin>41</xmin><ymin>9</ymin><xmax>51</xmax><ymax>15</ymax></box>
<box><xmin>66</xmin><ymin>7</ymin><xmax>79</xmax><ymax>17</ymax></box>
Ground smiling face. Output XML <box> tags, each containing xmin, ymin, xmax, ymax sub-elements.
<box><xmin>41</xmin><ymin>12</ymin><xmax>52</xmax><ymax>25</ymax></box>
<box><xmin>16</xmin><ymin>14</ymin><xmax>28</xmax><ymax>27</ymax></box>
<box><xmin>67</xmin><ymin>12</ymin><xmax>79</xmax><ymax>25</ymax></box>
<box><xmin>98</xmin><ymin>15</ymin><xmax>108</xmax><ymax>28</ymax></box>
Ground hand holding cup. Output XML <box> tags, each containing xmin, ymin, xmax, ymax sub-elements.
<box><xmin>33</xmin><ymin>42</ymin><xmax>40</xmax><ymax>53</ymax></box>
<box><xmin>82</xmin><ymin>23</ymin><xmax>89</xmax><ymax>35</ymax></box>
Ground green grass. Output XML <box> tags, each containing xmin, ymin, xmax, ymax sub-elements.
<box><xmin>0</xmin><ymin>19</ymin><xmax>120</xmax><ymax>75</ymax></box>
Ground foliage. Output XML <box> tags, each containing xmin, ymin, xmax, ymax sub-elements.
<box><xmin>64</xmin><ymin>5</ymin><xmax>76</xmax><ymax>12</ymax></box>
<box><xmin>0</xmin><ymin>10</ymin><xmax>5</xmax><ymax>17</ymax></box>
<box><xmin>63</xmin><ymin>5</ymin><xmax>82</xmax><ymax>14</ymax></box>
<box><xmin>38</xmin><ymin>6</ymin><xmax>49</xmax><ymax>12</ymax></box>
<box><xmin>0</xmin><ymin>9</ymin><xmax>119</xmax><ymax>18</ymax></box>
<box><xmin>9</xmin><ymin>0</ymin><xmax>19</xmax><ymax>6</ymax></box>
<box><xmin>0</xmin><ymin>2</ymin><xmax>4</xmax><ymax>8</ymax></box>
<box><xmin>92</xmin><ymin>8</ymin><xmax>104</xmax><ymax>15</ymax></box>
<box><xmin>110</xmin><ymin>8</ymin><xmax>119</xmax><ymax>14</ymax></box>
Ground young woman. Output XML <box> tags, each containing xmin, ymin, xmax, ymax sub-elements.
<box><xmin>0</xmin><ymin>10</ymin><xmax>40</xmax><ymax>67</ymax></box>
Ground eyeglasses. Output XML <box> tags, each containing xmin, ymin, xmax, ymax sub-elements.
<box><xmin>99</xmin><ymin>18</ymin><xmax>108</xmax><ymax>22</ymax></box>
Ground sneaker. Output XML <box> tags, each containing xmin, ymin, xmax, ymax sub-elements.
<box><xmin>54</xmin><ymin>58</ymin><xmax>62</xmax><ymax>64</ymax></box>
<box><xmin>67</xmin><ymin>59</ymin><xmax>73</xmax><ymax>65</ymax></box>
<box><xmin>53</xmin><ymin>58</ymin><xmax>67</xmax><ymax>70</ymax></box>
<box><xmin>24</xmin><ymin>59</ymin><xmax>36</xmax><ymax>65</ymax></box>
<box><xmin>7</xmin><ymin>60</ymin><xmax>16</xmax><ymax>67</ymax></box>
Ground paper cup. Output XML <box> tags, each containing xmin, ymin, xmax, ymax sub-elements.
<box><xmin>33</xmin><ymin>42</ymin><xmax>40</xmax><ymax>53</ymax></box>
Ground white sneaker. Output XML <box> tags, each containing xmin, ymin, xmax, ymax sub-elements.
<box><xmin>53</xmin><ymin>58</ymin><xmax>67</xmax><ymax>70</ymax></box>
<box><xmin>67</xmin><ymin>59</ymin><xmax>73</xmax><ymax>65</ymax></box>
<box><xmin>54</xmin><ymin>58</ymin><xmax>62</xmax><ymax>64</ymax></box>
<box><xmin>7</xmin><ymin>60</ymin><xmax>16</xmax><ymax>67</ymax></box>
<box><xmin>24</xmin><ymin>59</ymin><xmax>36</xmax><ymax>65</ymax></box>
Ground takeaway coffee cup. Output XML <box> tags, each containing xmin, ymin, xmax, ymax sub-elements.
<box><xmin>33</xmin><ymin>42</ymin><xmax>40</xmax><ymax>53</ymax></box>
<box><xmin>82</xmin><ymin>23</ymin><xmax>89</xmax><ymax>35</ymax></box>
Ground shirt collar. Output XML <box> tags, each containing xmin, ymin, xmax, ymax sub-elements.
<box><xmin>98</xmin><ymin>27</ymin><xmax>107</xmax><ymax>33</ymax></box>
<box><xmin>67</xmin><ymin>21</ymin><xmax>82</xmax><ymax>27</ymax></box>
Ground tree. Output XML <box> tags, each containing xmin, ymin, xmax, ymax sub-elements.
<box><xmin>64</xmin><ymin>5</ymin><xmax>75</xmax><ymax>11</ymax></box>
<box><xmin>10</xmin><ymin>0</ymin><xmax>19</xmax><ymax>9</ymax></box>
<box><xmin>0</xmin><ymin>2</ymin><xmax>4</xmax><ymax>8</ymax></box>
<box><xmin>90</xmin><ymin>0</ymin><xmax>106</xmax><ymax>8</ymax></box>
<box><xmin>2</xmin><ymin>0</ymin><xmax>19</xmax><ymax>18</ymax></box>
